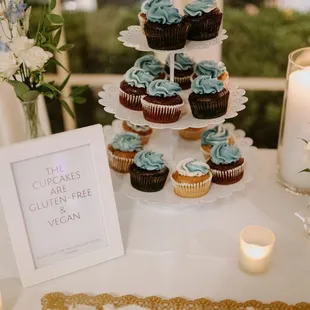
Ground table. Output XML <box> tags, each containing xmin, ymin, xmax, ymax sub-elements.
<box><xmin>1</xmin><ymin>149</ymin><xmax>309</xmax><ymax>310</ymax></box>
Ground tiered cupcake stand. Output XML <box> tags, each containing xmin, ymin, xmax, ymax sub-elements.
<box><xmin>99</xmin><ymin>24</ymin><xmax>255</xmax><ymax>206</ymax></box>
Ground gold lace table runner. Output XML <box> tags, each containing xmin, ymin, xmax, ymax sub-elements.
<box><xmin>41</xmin><ymin>292</ymin><xmax>310</xmax><ymax>310</ymax></box>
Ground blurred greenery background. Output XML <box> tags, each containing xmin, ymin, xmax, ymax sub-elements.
<box><xmin>29</xmin><ymin>0</ymin><xmax>310</xmax><ymax>148</ymax></box>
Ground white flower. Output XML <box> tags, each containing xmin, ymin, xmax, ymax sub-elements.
<box><xmin>0</xmin><ymin>51</ymin><xmax>19</xmax><ymax>79</ymax></box>
<box><xmin>9</xmin><ymin>36</ymin><xmax>34</xmax><ymax>56</ymax></box>
<box><xmin>19</xmin><ymin>46</ymin><xmax>53</xmax><ymax>72</ymax></box>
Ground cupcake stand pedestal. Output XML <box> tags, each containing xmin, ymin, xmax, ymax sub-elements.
<box><xmin>98</xmin><ymin>25</ymin><xmax>250</xmax><ymax>206</ymax></box>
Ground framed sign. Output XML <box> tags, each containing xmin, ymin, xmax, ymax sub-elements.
<box><xmin>0</xmin><ymin>125</ymin><xmax>124</xmax><ymax>287</ymax></box>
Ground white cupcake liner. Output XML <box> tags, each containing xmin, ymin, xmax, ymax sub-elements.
<box><xmin>108</xmin><ymin>150</ymin><xmax>134</xmax><ymax>173</ymax></box>
<box><xmin>141</xmin><ymin>96</ymin><xmax>184</xmax><ymax>123</ymax></box>
<box><xmin>210</xmin><ymin>163</ymin><xmax>245</xmax><ymax>181</ymax></box>
<box><xmin>171</xmin><ymin>174</ymin><xmax>212</xmax><ymax>198</ymax></box>
<box><xmin>119</xmin><ymin>88</ymin><xmax>143</xmax><ymax>111</ymax></box>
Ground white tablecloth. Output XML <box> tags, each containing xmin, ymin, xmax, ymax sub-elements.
<box><xmin>0</xmin><ymin>149</ymin><xmax>309</xmax><ymax>310</ymax></box>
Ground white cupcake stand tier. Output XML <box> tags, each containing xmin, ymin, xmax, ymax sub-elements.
<box><xmin>99</xmin><ymin>25</ymin><xmax>252</xmax><ymax>205</ymax></box>
<box><xmin>103</xmin><ymin>120</ymin><xmax>256</xmax><ymax>206</ymax></box>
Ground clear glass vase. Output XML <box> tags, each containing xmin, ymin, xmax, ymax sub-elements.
<box><xmin>277</xmin><ymin>47</ymin><xmax>310</xmax><ymax>195</ymax></box>
<box><xmin>21</xmin><ymin>98</ymin><xmax>46</xmax><ymax>140</ymax></box>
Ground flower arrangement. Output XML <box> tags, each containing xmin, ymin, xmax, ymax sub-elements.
<box><xmin>0</xmin><ymin>0</ymin><xmax>86</xmax><ymax>138</ymax></box>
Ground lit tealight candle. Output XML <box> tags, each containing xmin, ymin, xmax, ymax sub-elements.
<box><xmin>239</xmin><ymin>226</ymin><xmax>275</xmax><ymax>274</ymax></box>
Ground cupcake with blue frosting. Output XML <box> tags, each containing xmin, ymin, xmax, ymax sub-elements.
<box><xmin>189</xmin><ymin>75</ymin><xmax>229</xmax><ymax>119</ymax></box>
<box><xmin>172</xmin><ymin>158</ymin><xmax>212</xmax><ymax>198</ymax></box>
<box><xmin>208</xmin><ymin>142</ymin><xmax>244</xmax><ymax>185</ymax></box>
<box><xmin>165</xmin><ymin>53</ymin><xmax>195</xmax><ymax>90</ymax></box>
<box><xmin>201</xmin><ymin>125</ymin><xmax>235</xmax><ymax>159</ymax></box>
<box><xmin>142</xmin><ymin>79</ymin><xmax>184</xmax><ymax>123</ymax></box>
<box><xmin>134</xmin><ymin>55</ymin><xmax>165</xmax><ymax>80</ymax></box>
<box><xmin>184</xmin><ymin>0</ymin><xmax>223</xmax><ymax>41</ymax></box>
<box><xmin>138</xmin><ymin>0</ymin><xmax>171</xmax><ymax>32</ymax></box>
<box><xmin>122</xmin><ymin>121</ymin><xmax>153</xmax><ymax>145</ymax></box>
<box><xmin>108</xmin><ymin>132</ymin><xmax>143</xmax><ymax>173</ymax></box>
<box><xmin>120</xmin><ymin>67</ymin><xmax>153</xmax><ymax>111</ymax></box>
<box><xmin>144</xmin><ymin>4</ymin><xmax>190</xmax><ymax>50</ymax></box>
<box><xmin>130</xmin><ymin>150</ymin><xmax>169</xmax><ymax>192</ymax></box>
<box><xmin>192</xmin><ymin>60</ymin><xmax>229</xmax><ymax>88</ymax></box>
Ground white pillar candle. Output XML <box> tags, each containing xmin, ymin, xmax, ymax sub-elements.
<box><xmin>239</xmin><ymin>226</ymin><xmax>275</xmax><ymax>274</ymax></box>
<box><xmin>279</xmin><ymin>68</ymin><xmax>310</xmax><ymax>189</ymax></box>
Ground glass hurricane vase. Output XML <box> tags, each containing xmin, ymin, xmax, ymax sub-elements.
<box><xmin>277</xmin><ymin>47</ymin><xmax>310</xmax><ymax>195</ymax></box>
<box><xmin>21</xmin><ymin>98</ymin><xmax>46</xmax><ymax>140</ymax></box>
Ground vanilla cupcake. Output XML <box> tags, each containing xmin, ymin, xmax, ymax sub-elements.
<box><xmin>192</xmin><ymin>60</ymin><xmax>229</xmax><ymax>88</ymax></box>
<box><xmin>201</xmin><ymin>125</ymin><xmax>234</xmax><ymax>160</ymax></box>
<box><xmin>179</xmin><ymin>127</ymin><xmax>207</xmax><ymax>141</ymax></box>
<box><xmin>122</xmin><ymin>121</ymin><xmax>153</xmax><ymax>145</ymax></box>
<box><xmin>171</xmin><ymin>158</ymin><xmax>212</xmax><ymax>198</ymax></box>
<box><xmin>108</xmin><ymin>133</ymin><xmax>142</xmax><ymax>173</ymax></box>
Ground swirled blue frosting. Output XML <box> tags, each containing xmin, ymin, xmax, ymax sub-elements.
<box><xmin>112</xmin><ymin>133</ymin><xmax>142</xmax><ymax>152</ymax></box>
<box><xmin>194</xmin><ymin>60</ymin><xmax>222</xmax><ymax>78</ymax></box>
<box><xmin>201</xmin><ymin>126</ymin><xmax>229</xmax><ymax>147</ymax></box>
<box><xmin>166</xmin><ymin>53</ymin><xmax>194</xmax><ymax>71</ymax></box>
<box><xmin>147</xmin><ymin>4</ymin><xmax>182</xmax><ymax>25</ymax></box>
<box><xmin>134</xmin><ymin>150</ymin><xmax>165</xmax><ymax>171</ymax></box>
<box><xmin>184</xmin><ymin>0</ymin><xmax>216</xmax><ymax>17</ymax></box>
<box><xmin>218</xmin><ymin>61</ymin><xmax>227</xmax><ymax>75</ymax></box>
<box><xmin>147</xmin><ymin>79</ymin><xmax>181</xmax><ymax>97</ymax></box>
<box><xmin>134</xmin><ymin>55</ymin><xmax>163</xmax><ymax>77</ymax></box>
<box><xmin>192</xmin><ymin>76</ymin><xmax>224</xmax><ymax>94</ymax></box>
<box><xmin>211</xmin><ymin>142</ymin><xmax>241</xmax><ymax>165</ymax></box>
<box><xmin>141</xmin><ymin>0</ymin><xmax>171</xmax><ymax>13</ymax></box>
<box><xmin>125</xmin><ymin>68</ymin><xmax>153</xmax><ymax>88</ymax></box>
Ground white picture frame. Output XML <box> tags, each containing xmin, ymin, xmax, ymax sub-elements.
<box><xmin>0</xmin><ymin>125</ymin><xmax>124</xmax><ymax>287</ymax></box>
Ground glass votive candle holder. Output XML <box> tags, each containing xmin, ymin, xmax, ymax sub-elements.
<box><xmin>239</xmin><ymin>225</ymin><xmax>275</xmax><ymax>274</ymax></box>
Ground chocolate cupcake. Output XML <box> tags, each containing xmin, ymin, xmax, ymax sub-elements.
<box><xmin>208</xmin><ymin>142</ymin><xmax>244</xmax><ymax>185</ymax></box>
<box><xmin>108</xmin><ymin>133</ymin><xmax>142</xmax><ymax>173</ymax></box>
<box><xmin>184</xmin><ymin>0</ymin><xmax>223</xmax><ymax>41</ymax></box>
<box><xmin>189</xmin><ymin>76</ymin><xmax>229</xmax><ymax>119</ymax></box>
<box><xmin>165</xmin><ymin>53</ymin><xmax>195</xmax><ymax>90</ymax></box>
<box><xmin>201</xmin><ymin>125</ymin><xmax>235</xmax><ymax>160</ymax></box>
<box><xmin>130</xmin><ymin>150</ymin><xmax>169</xmax><ymax>192</ymax></box>
<box><xmin>141</xmin><ymin>79</ymin><xmax>184</xmax><ymax>123</ymax></box>
<box><xmin>119</xmin><ymin>67</ymin><xmax>153</xmax><ymax>111</ymax></box>
<box><xmin>145</xmin><ymin>4</ymin><xmax>190</xmax><ymax>50</ymax></box>
<box><xmin>134</xmin><ymin>55</ymin><xmax>166</xmax><ymax>80</ymax></box>
<box><xmin>192</xmin><ymin>60</ymin><xmax>229</xmax><ymax>88</ymax></box>
<box><xmin>138</xmin><ymin>0</ymin><xmax>171</xmax><ymax>32</ymax></box>
<box><xmin>122</xmin><ymin>121</ymin><xmax>153</xmax><ymax>145</ymax></box>
<box><xmin>171</xmin><ymin>158</ymin><xmax>212</xmax><ymax>198</ymax></box>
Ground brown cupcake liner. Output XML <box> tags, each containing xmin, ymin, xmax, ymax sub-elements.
<box><xmin>119</xmin><ymin>88</ymin><xmax>143</xmax><ymax>111</ymax></box>
<box><xmin>141</xmin><ymin>97</ymin><xmax>184</xmax><ymax>124</ymax></box>
<box><xmin>210</xmin><ymin>163</ymin><xmax>244</xmax><ymax>185</ymax></box>
<box><xmin>130</xmin><ymin>166</ymin><xmax>169</xmax><ymax>192</ymax></box>
<box><xmin>179</xmin><ymin>128</ymin><xmax>206</xmax><ymax>141</ymax></box>
<box><xmin>171</xmin><ymin>174</ymin><xmax>212</xmax><ymax>198</ymax></box>
<box><xmin>108</xmin><ymin>150</ymin><xmax>134</xmax><ymax>173</ymax></box>
<box><xmin>144</xmin><ymin>21</ymin><xmax>190</xmax><ymax>51</ymax></box>
<box><xmin>167</xmin><ymin>74</ymin><xmax>192</xmax><ymax>90</ymax></box>
<box><xmin>189</xmin><ymin>90</ymin><xmax>229</xmax><ymax>119</ymax></box>
<box><xmin>187</xmin><ymin>13</ymin><xmax>223</xmax><ymax>41</ymax></box>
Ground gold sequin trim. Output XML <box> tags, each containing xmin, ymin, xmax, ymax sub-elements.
<box><xmin>41</xmin><ymin>292</ymin><xmax>310</xmax><ymax>310</ymax></box>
